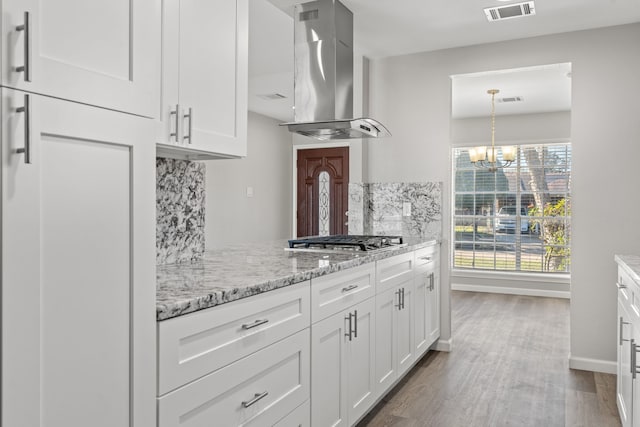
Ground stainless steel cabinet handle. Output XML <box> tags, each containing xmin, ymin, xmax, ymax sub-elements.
<box><xmin>617</xmin><ymin>282</ymin><xmax>628</xmax><ymax>289</ymax></box>
<box><xmin>419</xmin><ymin>256</ymin><xmax>432</xmax><ymax>262</ymax></box>
<box><xmin>16</xmin><ymin>12</ymin><xmax>31</xmax><ymax>82</ymax></box>
<box><xmin>429</xmin><ymin>272</ymin><xmax>435</xmax><ymax>291</ymax></box>
<box><xmin>632</xmin><ymin>339</ymin><xmax>640</xmax><ymax>379</ymax></box>
<box><xmin>353</xmin><ymin>310</ymin><xmax>358</xmax><ymax>338</ymax></box>
<box><xmin>620</xmin><ymin>316</ymin><xmax>631</xmax><ymax>345</ymax></box>
<box><xmin>241</xmin><ymin>319</ymin><xmax>269</xmax><ymax>330</ymax></box>
<box><xmin>169</xmin><ymin>104</ymin><xmax>180</xmax><ymax>142</ymax></box>
<box><xmin>183</xmin><ymin>107</ymin><xmax>193</xmax><ymax>144</ymax></box>
<box><xmin>395</xmin><ymin>289</ymin><xmax>402</xmax><ymax>310</ymax></box>
<box><xmin>16</xmin><ymin>94</ymin><xmax>31</xmax><ymax>164</ymax></box>
<box><xmin>345</xmin><ymin>313</ymin><xmax>353</xmax><ymax>341</ymax></box>
<box><xmin>242</xmin><ymin>391</ymin><xmax>268</xmax><ymax>408</ymax></box>
<box><xmin>342</xmin><ymin>284</ymin><xmax>358</xmax><ymax>293</ymax></box>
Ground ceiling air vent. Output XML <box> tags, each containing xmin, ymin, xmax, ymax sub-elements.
<box><xmin>497</xmin><ymin>96</ymin><xmax>524</xmax><ymax>103</ymax></box>
<box><xmin>484</xmin><ymin>1</ymin><xmax>535</xmax><ymax>22</ymax></box>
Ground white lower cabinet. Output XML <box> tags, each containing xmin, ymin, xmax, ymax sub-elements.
<box><xmin>618</xmin><ymin>295</ymin><xmax>633</xmax><ymax>427</ymax></box>
<box><xmin>616</xmin><ymin>259</ymin><xmax>640</xmax><ymax>427</ymax></box>
<box><xmin>158</xmin><ymin>329</ymin><xmax>310</xmax><ymax>427</ymax></box>
<box><xmin>414</xmin><ymin>247</ymin><xmax>440</xmax><ymax>358</ymax></box>
<box><xmin>155</xmin><ymin>244</ymin><xmax>441</xmax><ymax>427</ymax></box>
<box><xmin>311</xmin><ymin>298</ymin><xmax>376</xmax><ymax>427</ymax></box>
<box><xmin>374</xmin><ymin>279</ymin><xmax>415</xmax><ymax>395</ymax></box>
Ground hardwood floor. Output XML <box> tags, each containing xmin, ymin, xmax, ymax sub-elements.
<box><xmin>357</xmin><ymin>291</ymin><xmax>621</xmax><ymax>427</ymax></box>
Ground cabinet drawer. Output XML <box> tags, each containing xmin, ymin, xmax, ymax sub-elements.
<box><xmin>311</xmin><ymin>263</ymin><xmax>375</xmax><ymax>323</ymax></box>
<box><xmin>376</xmin><ymin>252</ymin><xmax>414</xmax><ymax>293</ymax></box>
<box><xmin>414</xmin><ymin>245</ymin><xmax>438</xmax><ymax>268</ymax></box>
<box><xmin>158</xmin><ymin>329</ymin><xmax>310</xmax><ymax>427</ymax></box>
<box><xmin>274</xmin><ymin>400</ymin><xmax>310</xmax><ymax>427</ymax></box>
<box><xmin>158</xmin><ymin>281</ymin><xmax>310</xmax><ymax>395</ymax></box>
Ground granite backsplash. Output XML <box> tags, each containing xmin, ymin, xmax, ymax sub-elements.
<box><xmin>349</xmin><ymin>182</ymin><xmax>442</xmax><ymax>240</ymax></box>
<box><xmin>156</xmin><ymin>158</ymin><xmax>206</xmax><ymax>264</ymax></box>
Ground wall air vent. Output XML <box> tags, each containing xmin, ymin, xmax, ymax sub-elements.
<box><xmin>484</xmin><ymin>1</ymin><xmax>535</xmax><ymax>22</ymax></box>
<box><xmin>497</xmin><ymin>96</ymin><xmax>524</xmax><ymax>103</ymax></box>
<box><xmin>257</xmin><ymin>93</ymin><xmax>287</xmax><ymax>101</ymax></box>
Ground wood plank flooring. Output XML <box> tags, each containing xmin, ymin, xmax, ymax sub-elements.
<box><xmin>357</xmin><ymin>291</ymin><xmax>621</xmax><ymax>427</ymax></box>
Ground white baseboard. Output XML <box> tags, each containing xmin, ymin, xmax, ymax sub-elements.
<box><xmin>434</xmin><ymin>338</ymin><xmax>452</xmax><ymax>352</ymax></box>
<box><xmin>569</xmin><ymin>354</ymin><xmax>617</xmax><ymax>374</ymax></box>
<box><xmin>452</xmin><ymin>283</ymin><xmax>570</xmax><ymax>299</ymax></box>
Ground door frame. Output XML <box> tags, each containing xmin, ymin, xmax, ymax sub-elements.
<box><xmin>292</xmin><ymin>142</ymin><xmax>350</xmax><ymax>238</ymax></box>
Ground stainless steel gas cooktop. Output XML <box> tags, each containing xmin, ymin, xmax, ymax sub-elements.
<box><xmin>287</xmin><ymin>235</ymin><xmax>404</xmax><ymax>253</ymax></box>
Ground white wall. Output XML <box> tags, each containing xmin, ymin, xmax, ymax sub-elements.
<box><xmin>368</xmin><ymin>23</ymin><xmax>640</xmax><ymax>371</ymax></box>
<box><xmin>205</xmin><ymin>112</ymin><xmax>292</xmax><ymax>248</ymax></box>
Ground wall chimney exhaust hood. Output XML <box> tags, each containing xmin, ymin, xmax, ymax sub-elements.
<box><xmin>280</xmin><ymin>0</ymin><xmax>391</xmax><ymax>140</ymax></box>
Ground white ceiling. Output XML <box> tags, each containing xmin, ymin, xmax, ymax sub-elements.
<box><xmin>249</xmin><ymin>0</ymin><xmax>640</xmax><ymax>121</ymax></box>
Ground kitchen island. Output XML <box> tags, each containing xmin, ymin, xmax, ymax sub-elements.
<box><xmin>156</xmin><ymin>237</ymin><xmax>440</xmax><ymax>427</ymax></box>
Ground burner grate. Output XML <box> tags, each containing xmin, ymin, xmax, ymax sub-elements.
<box><xmin>288</xmin><ymin>235</ymin><xmax>403</xmax><ymax>251</ymax></box>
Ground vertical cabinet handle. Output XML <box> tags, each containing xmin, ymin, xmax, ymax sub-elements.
<box><xmin>241</xmin><ymin>391</ymin><xmax>268</xmax><ymax>408</ymax></box>
<box><xmin>395</xmin><ymin>289</ymin><xmax>402</xmax><ymax>310</ymax></box>
<box><xmin>620</xmin><ymin>316</ymin><xmax>631</xmax><ymax>346</ymax></box>
<box><xmin>16</xmin><ymin>11</ymin><xmax>31</xmax><ymax>82</ymax></box>
<box><xmin>430</xmin><ymin>272</ymin><xmax>435</xmax><ymax>291</ymax></box>
<box><xmin>169</xmin><ymin>104</ymin><xmax>180</xmax><ymax>142</ymax></box>
<box><xmin>183</xmin><ymin>107</ymin><xmax>193</xmax><ymax>144</ymax></box>
<box><xmin>353</xmin><ymin>310</ymin><xmax>358</xmax><ymax>338</ymax></box>
<box><xmin>401</xmin><ymin>288</ymin><xmax>405</xmax><ymax>309</ymax></box>
<box><xmin>632</xmin><ymin>339</ymin><xmax>640</xmax><ymax>379</ymax></box>
<box><xmin>16</xmin><ymin>94</ymin><xmax>31</xmax><ymax>164</ymax></box>
<box><xmin>345</xmin><ymin>313</ymin><xmax>353</xmax><ymax>341</ymax></box>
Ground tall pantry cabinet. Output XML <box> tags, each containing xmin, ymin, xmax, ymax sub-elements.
<box><xmin>0</xmin><ymin>1</ymin><xmax>160</xmax><ymax>426</ymax></box>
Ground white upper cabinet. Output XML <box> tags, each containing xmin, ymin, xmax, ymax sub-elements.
<box><xmin>157</xmin><ymin>0</ymin><xmax>248</xmax><ymax>160</ymax></box>
<box><xmin>1</xmin><ymin>0</ymin><xmax>160</xmax><ymax>117</ymax></box>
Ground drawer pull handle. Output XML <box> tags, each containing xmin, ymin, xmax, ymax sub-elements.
<box><xmin>419</xmin><ymin>256</ymin><xmax>432</xmax><ymax>261</ymax></box>
<box><xmin>241</xmin><ymin>319</ymin><xmax>269</xmax><ymax>330</ymax></box>
<box><xmin>342</xmin><ymin>284</ymin><xmax>358</xmax><ymax>293</ymax></box>
<box><xmin>617</xmin><ymin>282</ymin><xmax>628</xmax><ymax>289</ymax></box>
<box><xmin>242</xmin><ymin>391</ymin><xmax>268</xmax><ymax>408</ymax></box>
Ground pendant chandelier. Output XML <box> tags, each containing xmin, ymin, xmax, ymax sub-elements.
<box><xmin>469</xmin><ymin>89</ymin><xmax>516</xmax><ymax>172</ymax></box>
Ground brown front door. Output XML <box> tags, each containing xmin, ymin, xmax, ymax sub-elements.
<box><xmin>296</xmin><ymin>147</ymin><xmax>349</xmax><ymax>237</ymax></box>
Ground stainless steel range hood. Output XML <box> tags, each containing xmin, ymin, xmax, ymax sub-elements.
<box><xmin>280</xmin><ymin>0</ymin><xmax>391</xmax><ymax>140</ymax></box>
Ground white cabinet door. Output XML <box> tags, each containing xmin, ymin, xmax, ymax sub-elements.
<box><xmin>414</xmin><ymin>267</ymin><xmax>429</xmax><ymax>357</ymax></box>
<box><xmin>159</xmin><ymin>0</ymin><xmax>248</xmax><ymax>159</ymax></box>
<box><xmin>374</xmin><ymin>286</ymin><xmax>397</xmax><ymax>395</ymax></box>
<box><xmin>1</xmin><ymin>88</ymin><xmax>156</xmax><ymax>427</ymax></box>
<box><xmin>374</xmin><ymin>277</ymin><xmax>414</xmax><ymax>396</ymax></box>
<box><xmin>311</xmin><ymin>309</ymin><xmax>349</xmax><ymax>427</ymax></box>
<box><xmin>619</xmin><ymin>297</ymin><xmax>633</xmax><ymax>427</ymax></box>
<box><xmin>346</xmin><ymin>298</ymin><xmax>376</xmax><ymax>424</ymax></box>
<box><xmin>396</xmin><ymin>282</ymin><xmax>415</xmax><ymax>378</ymax></box>
<box><xmin>1</xmin><ymin>0</ymin><xmax>160</xmax><ymax>117</ymax></box>
<box><xmin>427</xmin><ymin>267</ymin><xmax>441</xmax><ymax>345</ymax></box>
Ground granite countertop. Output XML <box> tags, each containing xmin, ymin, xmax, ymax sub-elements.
<box><xmin>615</xmin><ymin>254</ymin><xmax>640</xmax><ymax>283</ymax></box>
<box><xmin>157</xmin><ymin>238</ymin><xmax>438</xmax><ymax>321</ymax></box>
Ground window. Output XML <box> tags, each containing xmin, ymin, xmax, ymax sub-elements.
<box><xmin>453</xmin><ymin>143</ymin><xmax>571</xmax><ymax>273</ymax></box>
